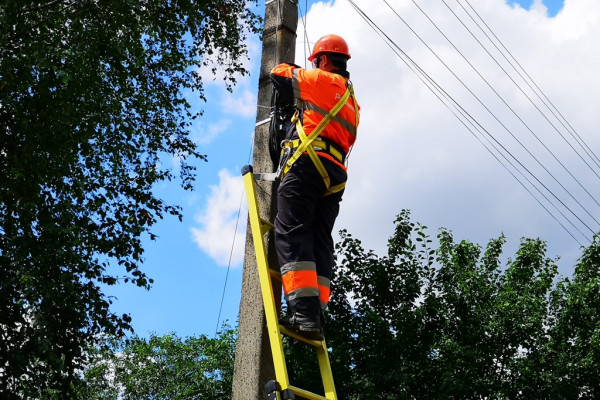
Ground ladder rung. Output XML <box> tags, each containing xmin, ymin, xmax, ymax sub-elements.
<box><xmin>287</xmin><ymin>385</ymin><xmax>328</xmax><ymax>400</ymax></box>
<box><xmin>260</xmin><ymin>218</ymin><xmax>275</xmax><ymax>230</ymax></box>
<box><xmin>279</xmin><ymin>325</ymin><xmax>323</xmax><ymax>347</ymax></box>
<box><xmin>269</xmin><ymin>268</ymin><xmax>282</xmax><ymax>281</ymax></box>
<box><xmin>259</xmin><ymin>218</ymin><xmax>274</xmax><ymax>236</ymax></box>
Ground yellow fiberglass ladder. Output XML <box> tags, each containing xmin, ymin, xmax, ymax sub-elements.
<box><xmin>241</xmin><ymin>165</ymin><xmax>338</xmax><ymax>400</ymax></box>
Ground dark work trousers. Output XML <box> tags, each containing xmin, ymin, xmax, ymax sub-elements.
<box><xmin>275</xmin><ymin>154</ymin><xmax>347</xmax><ymax>316</ymax></box>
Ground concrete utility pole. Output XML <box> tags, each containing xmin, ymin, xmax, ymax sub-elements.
<box><xmin>231</xmin><ymin>1</ymin><xmax>298</xmax><ymax>399</ymax></box>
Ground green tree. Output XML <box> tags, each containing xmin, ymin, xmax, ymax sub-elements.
<box><xmin>0</xmin><ymin>1</ymin><xmax>261</xmax><ymax>398</ymax></box>
<box><xmin>287</xmin><ymin>211</ymin><xmax>440</xmax><ymax>399</ymax></box>
<box><xmin>79</xmin><ymin>326</ymin><xmax>237</xmax><ymax>400</ymax></box>
<box><xmin>545</xmin><ymin>236</ymin><xmax>600</xmax><ymax>399</ymax></box>
<box><xmin>288</xmin><ymin>210</ymin><xmax>600</xmax><ymax>399</ymax></box>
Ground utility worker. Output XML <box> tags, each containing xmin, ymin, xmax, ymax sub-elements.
<box><xmin>270</xmin><ymin>34</ymin><xmax>359</xmax><ymax>341</ymax></box>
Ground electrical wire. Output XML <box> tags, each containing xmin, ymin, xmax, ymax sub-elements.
<box><xmin>462</xmin><ymin>0</ymin><xmax>600</xmax><ymax>171</ymax></box>
<box><xmin>345</xmin><ymin>0</ymin><xmax>594</xmax><ymax>243</ymax></box>
<box><xmin>214</xmin><ymin>132</ymin><xmax>253</xmax><ymax>337</ymax></box>
<box><xmin>384</xmin><ymin>0</ymin><xmax>600</xmax><ymax>228</ymax></box>
<box><xmin>275</xmin><ymin>0</ymin><xmax>282</xmax><ymax>64</ymax></box>
<box><xmin>438</xmin><ymin>0</ymin><xmax>600</xmax><ymax>184</ymax></box>
<box><xmin>214</xmin><ymin>190</ymin><xmax>245</xmax><ymax>336</ymax></box>
<box><xmin>381</xmin><ymin>0</ymin><xmax>598</xmax><ymax>238</ymax></box>
<box><xmin>300</xmin><ymin>0</ymin><xmax>311</xmax><ymax>68</ymax></box>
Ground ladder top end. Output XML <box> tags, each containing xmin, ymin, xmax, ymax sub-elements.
<box><xmin>241</xmin><ymin>165</ymin><xmax>253</xmax><ymax>176</ymax></box>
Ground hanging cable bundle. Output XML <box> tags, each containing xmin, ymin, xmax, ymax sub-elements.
<box><xmin>268</xmin><ymin>85</ymin><xmax>296</xmax><ymax>165</ymax></box>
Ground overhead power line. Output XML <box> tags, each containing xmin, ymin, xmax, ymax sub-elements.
<box><xmin>440</xmin><ymin>0</ymin><xmax>600</xmax><ymax>185</ymax></box>
<box><xmin>345</xmin><ymin>0</ymin><xmax>597</xmax><ymax>244</ymax></box>
<box><xmin>461</xmin><ymin>0</ymin><xmax>600</xmax><ymax>172</ymax></box>
<box><xmin>384</xmin><ymin>0</ymin><xmax>600</xmax><ymax>230</ymax></box>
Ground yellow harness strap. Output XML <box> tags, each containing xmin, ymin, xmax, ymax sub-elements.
<box><xmin>282</xmin><ymin>83</ymin><xmax>357</xmax><ymax>196</ymax></box>
<box><xmin>283</xmin><ymin>138</ymin><xmax>345</xmax><ymax>164</ymax></box>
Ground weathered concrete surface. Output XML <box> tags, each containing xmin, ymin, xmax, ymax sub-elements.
<box><xmin>231</xmin><ymin>1</ymin><xmax>298</xmax><ymax>399</ymax></box>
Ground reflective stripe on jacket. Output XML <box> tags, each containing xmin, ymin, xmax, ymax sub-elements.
<box><xmin>271</xmin><ymin>64</ymin><xmax>360</xmax><ymax>170</ymax></box>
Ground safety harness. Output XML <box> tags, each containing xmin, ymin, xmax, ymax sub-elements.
<box><xmin>278</xmin><ymin>81</ymin><xmax>358</xmax><ymax>195</ymax></box>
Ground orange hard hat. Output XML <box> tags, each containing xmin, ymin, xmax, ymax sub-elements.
<box><xmin>307</xmin><ymin>34</ymin><xmax>351</xmax><ymax>61</ymax></box>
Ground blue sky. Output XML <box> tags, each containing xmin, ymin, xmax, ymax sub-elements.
<box><xmin>102</xmin><ymin>0</ymin><xmax>600</xmax><ymax>341</ymax></box>
<box><xmin>508</xmin><ymin>0</ymin><xmax>564</xmax><ymax>16</ymax></box>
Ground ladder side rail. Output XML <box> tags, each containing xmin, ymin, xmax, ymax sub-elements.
<box><xmin>242</xmin><ymin>167</ymin><xmax>291</xmax><ymax>390</ymax></box>
<box><xmin>316</xmin><ymin>341</ymin><xmax>337</xmax><ymax>399</ymax></box>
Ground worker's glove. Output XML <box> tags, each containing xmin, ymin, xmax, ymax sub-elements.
<box><xmin>283</xmin><ymin>62</ymin><xmax>301</xmax><ymax>68</ymax></box>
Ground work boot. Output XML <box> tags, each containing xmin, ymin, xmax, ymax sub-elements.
<box><xmin>279</xmin><ymin>312</ymin><xmax>324</xmax><ymax>341</ymax></box>
<box><xmin>279</xmin><ymin>297</ymin><xmax>323</xmax><ymax>341</ymax></box>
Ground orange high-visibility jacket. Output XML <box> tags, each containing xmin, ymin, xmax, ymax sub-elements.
<box><xmin>271</xmin><ymin>64</ymin><xmax>360</xmax><ymax>170</ymax></box>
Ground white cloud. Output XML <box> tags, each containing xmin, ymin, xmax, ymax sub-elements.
<box><xmin>296</xmin><ymin>0</ymin><xmax>600</xmax><ymax>273</ymax></box>
<box><xmin>191</xmin><ymin>119</ymin><xmax>232</xmax><ymax>145</ymax></box>
<box><xmin>221</xmin><ymin>89</ymin><xmax>257</xmax><ymax>118</ymax></box>
<box><xmin>531</xmin><ymin>0</ymin><xmax>549</xmax><ymax>14</ymax></box>
<box><xmin>191</xmin><ymin>169</ymin><xmax>247</xmax><ymax>267</ymax></box>
<box><xmin>197</xmin><ymin>32</ymin><xmax>261</xmax><ymax>119</ymax></box>
<box><xmin>216</xmin><ymin>36</ymin><xmax>261</xmax><ymax>118</ymax></box>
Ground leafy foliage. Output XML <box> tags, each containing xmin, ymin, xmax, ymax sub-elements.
<box><xmin>66</xmin><ymin>211</ymin><xmax>600</xmax><ymax>399</ymax></box>
<box><xmin>287</xmin><ymin>210</ymin><xmax>600</xmax><ymax>399</ymax></box>
<box><xmin>0</xmin><ymin>0</ymin><xmax>261</xmax><ymax>397</ymax></box>
<box><xmin>78</xmin><ymin>326</ymin><xmax>237</xmax><ymax>400</ymax></box>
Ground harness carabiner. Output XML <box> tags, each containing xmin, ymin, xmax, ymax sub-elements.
<box><xmin>275</xmin><ymin>140</ymin><xmax>293</xmax><ymax>180</ymax></box>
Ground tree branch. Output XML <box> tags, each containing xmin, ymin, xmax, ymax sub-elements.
<box><xmin>21</xmin><ymin>0</ymin><xmax>79</xmax><ymax>15</ymax></box>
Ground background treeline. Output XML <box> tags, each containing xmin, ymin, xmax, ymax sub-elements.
<box><xmin>288</xmin><ymin>210</ymin><xmax>600</xmax><ymax>399</ymax></box>
<box><xmin>80</xmin><ymin>210</ymin><xmax>600</xmax><ymax>399</ymax></box>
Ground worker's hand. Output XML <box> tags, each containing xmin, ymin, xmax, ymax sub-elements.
<box><xmin>283</xmin><ymin>62</ymin><xmax>301</xmax><ymax>69</ymax></box>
